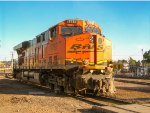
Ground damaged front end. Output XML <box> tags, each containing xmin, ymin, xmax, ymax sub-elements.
<box><xmin>74</xmin><ymin>66</ymin><xmax>116</xmax><ymax>96</ymax></box>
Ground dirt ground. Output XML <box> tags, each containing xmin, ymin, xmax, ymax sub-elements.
<box><xmin>113</xmin><ymin>80</ymin><xmax>150</xmax><ymax>103</ymax></box>
<box><xmin>0</xmin><ymin>75</ymin><xmax>92</xmax><ymax>113</ymax></box>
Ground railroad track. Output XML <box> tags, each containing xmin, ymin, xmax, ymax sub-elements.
<box><xmin>73</xmin><ymin>94</ymin><xmax>134</xmax><ymax>107</ymax></box>
<box><xmin>115</xmin><ymin>79</ymin><xmax>150</xmax><ymax>86</ymax></box>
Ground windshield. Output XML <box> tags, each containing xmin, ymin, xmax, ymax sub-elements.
<box><xmin>85</xmin><ymin>27</ymin><xmax>101</xmax><ymax>35</ymax></box>
<box><xmin>61</xmin><ymin>26</ymin><xmax>82</xmax><ymax>37</ymax></box>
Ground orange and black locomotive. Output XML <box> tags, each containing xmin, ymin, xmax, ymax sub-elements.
<box><xmin>13</xmin><ymin>19</ymin><xmax>115</xmax><ymax>95</ymax></box>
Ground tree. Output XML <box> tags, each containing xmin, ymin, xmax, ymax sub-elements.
<box><xmin>117</xmin><ymin>59</ymin><xmax>127</xmax><ymax>64</ymax></box>
<box><xmin>143</xmin><ymin>50</ymin><xmax>150</xmax><ymax>63</ymax></box>
<box><xmin>113</xmin><ymin>61</ymin><xmax>123</xmax><ymax>71</ymax></box>
<box><xmin>129</xmin><ymin>57</ymin><xmax>136</xmax><ymax>66</ymax></box>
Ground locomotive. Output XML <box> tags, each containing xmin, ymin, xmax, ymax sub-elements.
<box><xmin>13</xmin><ymin>19</ymin><xmax>115</xmax><ymax>95</ymax></box>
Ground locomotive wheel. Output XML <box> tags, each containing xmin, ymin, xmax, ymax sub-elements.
<box><xmin>39</xmin><ymin>74</ymin><xmax>48</xmax><ymax>86</ymax></box>
<box><xmin>54</xmin><ymin>84</ymin><xmax>64</xmax><ymax>94</ymax></box>
<box><xmin>80</xmin><ymin>90</ymin><xmax>86</xmax><ymax>95</ymax></box>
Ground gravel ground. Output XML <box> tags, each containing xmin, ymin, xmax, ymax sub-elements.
<box><xmin>0</xmin><ymin>75</ymin><xmax>92</xmax><ymax>113</ymax></box>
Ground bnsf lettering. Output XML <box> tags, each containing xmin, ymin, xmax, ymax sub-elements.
<box><xmin>70</xmin><ymin>44</ymin><xmax>94</xmax><ymax>50</ymax></box>
<box><xmin>82</xmin><ymin>44</ymin><xmax>94</xmax><ymax>49</ymax></box>
<box><xmin>70</xmin><ymin>44</ymin><xmax>82</xmax><ymax>50</ymax></box>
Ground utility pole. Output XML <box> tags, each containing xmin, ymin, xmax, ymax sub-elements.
<box><xmin>11</xmin><ymin>52</ymin><xmax>14</xmax><ymax>73</ymax></box>
<box><xmin>141</xmin><ymin>49</ymin><xmax>144</xmax><ymax>68</ymax></box>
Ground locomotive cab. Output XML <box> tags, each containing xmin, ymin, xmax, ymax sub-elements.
<box><xmin>63</xmin><ymin>20</ymin><xmax>112</xmax><ymax>74</ymax></box>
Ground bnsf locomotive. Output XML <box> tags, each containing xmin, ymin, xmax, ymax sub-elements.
<box><xmin>13</xmin><ymin>19</ymin><xmax>115</xmax><ymax>95</ymax></box>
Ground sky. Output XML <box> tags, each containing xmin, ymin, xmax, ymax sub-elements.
<box><xmin>0</xmin><ymin>1</ymin><xmax>150</xmax><ymax>61</ymax></box>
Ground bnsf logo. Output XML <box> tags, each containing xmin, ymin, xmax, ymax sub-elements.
<box><xmin>67</xmin><ymin>44</ymin><xmax>104</xmax><ymax>53</ymax></box>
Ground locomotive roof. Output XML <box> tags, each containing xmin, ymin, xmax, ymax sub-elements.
<box><xmin>46</xmin><ymin>19</ymin><xmax>102</xmax><ymax>31</ymax></box>
<box><xmin>13</xmin><ymin>41</ymin><xmax>30</xmax><ymax>51</ymax></box>
<box><xmin>14</xmin><ymin>19</ymin><xmax>103</xmax><ymax>51</ymax></box>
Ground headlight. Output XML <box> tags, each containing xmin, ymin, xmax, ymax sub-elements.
<box><xmin>101</xmin><ymin>70</ymin><xmax>104</xmax><ymax>73</ymax></box>
<box><xmin>90</xmin><ymin>36</ymin><xmax>94</xmax><ymax>43</ymax></box>
<box><xmin>83</xmin><ymin>60</ymin><xmax>89</xmax><ymax>65</ymax></box>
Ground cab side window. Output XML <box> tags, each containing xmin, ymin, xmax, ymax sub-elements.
<box><xmin>37</xmin><ymin>36</ymin><xmax>41</xmax><ymax>43</ymax></box>
<box><xmin>50</xmin><ymin>27</ymin><xmax>57</xmax><ymax>38</ymax></box>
